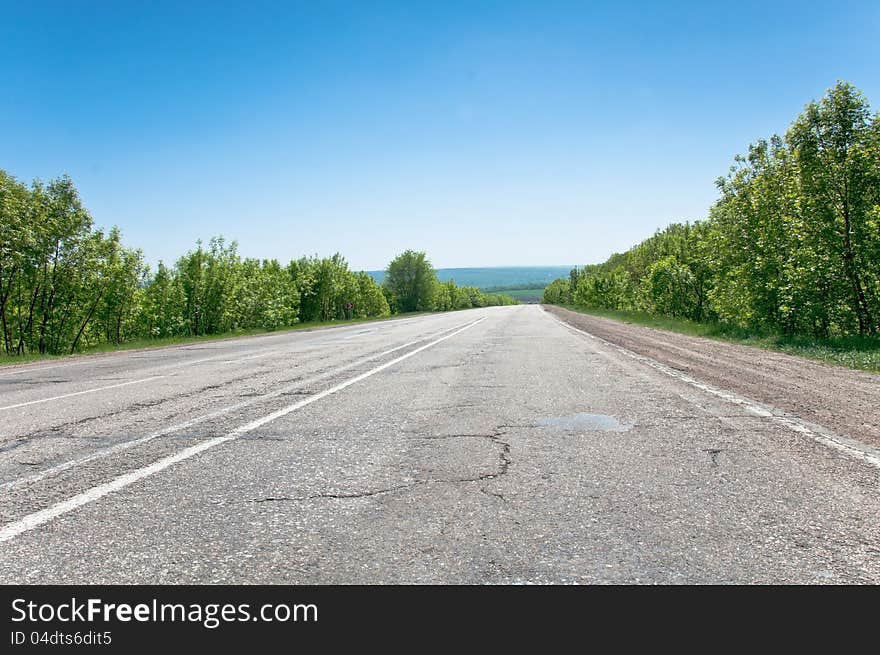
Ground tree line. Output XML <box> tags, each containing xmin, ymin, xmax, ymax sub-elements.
<box><xmin>382</xmin><ymin>249</ymin><xmax>518</xmax><ymax>314</ymax></box>
<box><xmin>544</xmin><ymin>82</ymin><xmax>880</xmax><ymax>338</ymax></box>
<box><xmin>0</xmin><ymin>175</ymin><xmax>516</xmax><ymax>356</ymax></box>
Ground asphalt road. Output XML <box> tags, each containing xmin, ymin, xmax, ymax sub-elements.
<box><xmin>0</xmin><ymin>305</ymin><xmax>878</xmax><ymax>583</ymax></box>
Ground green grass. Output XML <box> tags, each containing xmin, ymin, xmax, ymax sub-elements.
<box><xmin>557</xmin><ymin>304</ymin><xmax>880</xmax><ymax>374</ymax></box>
<box><xmin>499</xmin><ymin>288</ymin><xmax>545</xmax><ymax>299</ymax></box>
<box><xmin>0</xmin><ymin>312</ymin><xmax>434</xmax><ymax>367</ymax></box>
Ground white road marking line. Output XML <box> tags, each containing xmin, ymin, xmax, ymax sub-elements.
<box><xmin>0</xmin><ymin>312</ymin><xmax>460</xmax><ymax>378</ymax></box>
<box><xmin>0</xmin><ymin>376</ymin><xmax>166</xmax><ymax>412</ymax></box>
<box><xmin>0</xmin><ymin>350</ymin><xmax>230</xmax><ymax>378</ymax></box>
<box><xmin>0</xmin><ymin>321</ymin><xmax>451</xmax><ymax>391</ymax></box>
<box><xmin>0</xmin><ymin>362</ymin><xmax>83</xmax><ymax>377</ymax></box>
<box><xmin>1</xmin><ymin>401</ymin><xmax>249</xmax><ymax>492</ymax></box>
<box><xmin>343</xmin><ymin>328</ymin><xmax>378</xmax><ymax>339</ymax></box>
<box><xmin>0</xmin><ymin>353</ymin><xmax>231</xmax><ymax>379</ymax></box>
<box><xmin>0</xmin><ymin>316</ymin><xmax>486</xmax><ymax>543</ymax></box>
<box><xmin>220</xmin><ymin>352</ymin><xmax>277</xmax><ymax>364</ymax></box>
<box><xmin>130</xmin><ymin>350</ymin><xmax>275</xmax><ymax>372</ymax></box>
<box><xmin>544</xmin><ymin>309</ymin><xmax>880</xmax><ymax>470</ymax></box>
<box><xmin>0</xmin><ymin>320</ymin><xmax>469</xmax><ymax>491</ymax></box>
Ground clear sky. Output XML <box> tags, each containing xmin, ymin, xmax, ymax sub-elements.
<box><xmin>2</xmin><ymin>1</ymin><xmax>878</xmax><ymax>271</ymax></box>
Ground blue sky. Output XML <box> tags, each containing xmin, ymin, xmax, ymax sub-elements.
<box><xmin>2</xmin><ymin>1</ymin><xmax>878</xmax><ymax>270</ymax></box>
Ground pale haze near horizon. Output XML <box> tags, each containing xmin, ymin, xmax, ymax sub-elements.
<box><xmin>2</xmin><ymin>1</ymin><xmax>878</xmax><ymax>271</ymax></box>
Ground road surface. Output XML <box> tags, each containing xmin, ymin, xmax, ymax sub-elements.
<box><xmin>0</xmin><ymin>305</ymin><xmax>878</xmax><ymax>583</ymax></box>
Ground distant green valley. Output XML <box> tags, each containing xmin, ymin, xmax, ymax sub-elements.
<box><xmin>368</xmin><ymin>266</ymin><xmax>570</xmax><ymax>298</ymax></box>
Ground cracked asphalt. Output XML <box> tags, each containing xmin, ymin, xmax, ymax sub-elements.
<box><xmin>0</xmin><ymin>305</ymin><xmax>878</xmax><ymax>583</ymax></box>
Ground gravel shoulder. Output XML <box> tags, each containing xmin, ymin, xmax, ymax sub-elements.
<box><xmin>544</xmin><ymin>305</ymin><xmax>880</xmax><ymax>449</ymax></box>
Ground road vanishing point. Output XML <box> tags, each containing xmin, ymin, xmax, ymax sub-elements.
<box><xmin>0</xmin><ymin>305</ymin><xmax>878</xmax><ymax>583</ymax></box>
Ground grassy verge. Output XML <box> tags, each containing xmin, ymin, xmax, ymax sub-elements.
<box><xmin>495</xmin><ymin>288</ymin><xmax>545</xmax><ymax>301</ymax></box>
<box><xmin>0</xmin><ymin>312</ymin><xmax>435</xmax><ymax>367</ymax></box>
<box><xmin>555</xmin><ymin>304</ymin><xmax>880</xmax><ymax>374</ymax></box>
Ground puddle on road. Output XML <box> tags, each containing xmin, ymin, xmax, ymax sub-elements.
<box><xmin>535</xmin><ymin>413</ymin><xmax>632</xmax><ymax>432</ymax></box>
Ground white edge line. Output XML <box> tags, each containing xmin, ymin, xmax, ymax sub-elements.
<box><xmin>0</xmin><ymin>320</ymin><xmax>472</xmax><ymax>491</ymax></box>
<box><xmin>0</xmin><ymin>376</ymin><xmax>166</xmax><ymax>412</ymax></box>
<box><xmin>0</xmin><ymin>315</ymin><xmax>459</xmax><ymax>378</ymax></box>
<box><xmin>0</xmin><ymin>311</ymin><xmax>458</xmax><ymax>378</ymax></box>
<box><xmin>543</xmin><ymin>308</ymin><xmax>880</xmax><ymax>470</ymax></box>
<box><xmin>343</xmin><ymin>328</ymin><xmax>379</xmax><ymax>339</ymax></box>
<box><xmin>0</xmin><ymin>316</ymin><xmax>486</xmax><ymax>543</ymax></box>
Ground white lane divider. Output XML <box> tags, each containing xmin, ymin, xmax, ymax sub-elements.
<box><xmin>220</xmin><ymin>352</ymin><xmax>278</xmax><ymax>365</ymax></box>
<box><xmin>544</xmin><ymin>309</ymin><xmax>880</xmax><ymax>470</ymax></box>
<box><xmin>0</xmin><ymin>376</ymin><xmax>166</xmax><ymax>412</ymax></box>
<box><xmin>343</xmin><ymin>328</ymin><xmax>379</xmax><ymax>339</ymax></box>
<box><xmin>0</xmin><ymin>316</ymin><xmax>486</xmax><ymax>543</ymax></box>
<box><xmin>0</xmin><ymin>311</ymin><xmax>461</xmax><ymax>378</ymax></box>
<box><xmin>0</xmin><ymin>320</ymin><xmax>473</xmax><ymax>492</ymax></box>
<box><xmin>0</xmin><ymin>361</ymin><xmax>83</xmax><ymax>377</ymax></box>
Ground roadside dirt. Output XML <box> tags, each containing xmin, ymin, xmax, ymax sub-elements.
<box><xmin>544</xmin><ymin>305</ymin><xmax>880</xmax><ymax>449</ymax></box>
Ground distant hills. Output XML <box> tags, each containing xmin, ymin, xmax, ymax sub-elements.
<box><xmin>367</xmin><ymin>266</ymin><xmax>571</xmax><ymax>291</ymax></box>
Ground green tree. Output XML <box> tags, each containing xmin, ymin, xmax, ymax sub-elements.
<box><xmin>787</xmin><ymin>81</ymin><xmax>879</xmax><ymax>334</ymax></box>
<box><xmin>383</xmin><ymin>250</ymin><xmax>437</xmax><ymax>313</ymax></box>
<box><xmin>542</xmin><ymin>279</ymin><xmax>570</xmax><ymax>304</ymax></box>
<box><xmin>0</xmin><ymin>171</ymin><xmax>30</xmax><ymax>354</ymax></box>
